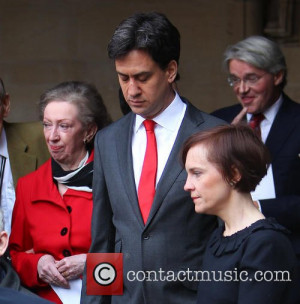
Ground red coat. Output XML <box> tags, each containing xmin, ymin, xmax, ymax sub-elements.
<box><xmin>9</xmin><ymin>158</ymin><xmax>93</xmax><ymax>303</ymax></box>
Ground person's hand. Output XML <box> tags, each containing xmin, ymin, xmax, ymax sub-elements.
<box><xmin>231</xmin><ymin>107</ymin><xmax>248</xmax><ymax>125</ymax></box>
<box><xmin>56</xmin><ymin>254</ymin><xmax>87</xmax><ymax>281</ymax></box>
<box><xmin>37</xmin><ymin>254</ymin><xmax>69</xmax><ymax>288</ymax></box>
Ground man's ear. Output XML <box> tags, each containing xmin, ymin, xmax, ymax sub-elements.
<box><xmin>0</xmin><ymin>231</ymin><xmax>8</xmax><ymax>256</ymax></box>
<box><xmin>1</xmin><ymin>94</ymin><xmax>11</xmax><ymax>118</ymax></box>
<box><xmin>84</xmin><ymin>123</ymin><xmax>98</xmax><ymax>144</ymax></box>
<box><xmin>166</xmin><ymin>60</ymin><xmax>178</xmax><ymax>84</ymax></box>
<box><xmin>274</xmin><ymin>70</ymin><xmax>284</xmax><ymax>86</ymax></box>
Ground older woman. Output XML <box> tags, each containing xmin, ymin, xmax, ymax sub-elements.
<box><xmin>182</xmin><ymin>125</ymin><xmax>297</xmax><ymax>304</ymax></box>
<box><xmin>9</xmin><ymin>81</ymin><xmax>111</xmax><ymax>303</ymax></box>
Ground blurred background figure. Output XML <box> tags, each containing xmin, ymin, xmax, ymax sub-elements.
<box><xmin>9</xmin><ymin>81</ymin><xmax>111</xmax><ymax>303</ymax></box>
<box><xmin>0</xmin><ymin>77</ymin><xmax>49</xmax><ymax>234</ymax></box>
<box><xmin>182</xmin><ymin>124</ymin><xmax>297</xmax><ymax>304</ymax></box>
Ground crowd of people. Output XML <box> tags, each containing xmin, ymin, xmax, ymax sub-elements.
<box><xmin>0</xmin><ymin>10</ymin><xmax>299</xmax><ymax>304</ymax></box>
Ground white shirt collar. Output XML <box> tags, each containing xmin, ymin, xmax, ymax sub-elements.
<box><xmin>246</xmin><ymin>94</ymin><xmax>283</xmax><ymax>124</ymax></box>
<box><xmin>0</xmin><ymin>128</ymin><xmax>9</xmax><ymax>158</ymax></box>
<box><xmin>134</xmin><ymin>91</ymin><xmax>186</xmax><ymax>132</ymax></box>
<box><xmin>263</xmin><ymin>94</ymin><xmax>283</xmax><ymax>124</ymax></box>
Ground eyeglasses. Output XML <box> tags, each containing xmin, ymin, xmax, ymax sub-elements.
<box><xmin>227</xmin><ymin>73</ymin><xmax>267</xmax><ymax>87</ymax></box>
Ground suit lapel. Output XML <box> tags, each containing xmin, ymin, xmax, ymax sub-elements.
<box><xmin>265</xmin><ymin>96</ymin><xmax>297</xmax><ymax>161</ymax></box>
<box><xmin>146</xmin><ymin>103</ymin><xmax>205</xmax><ymax>226</ymax></box>
<box><xmin>116</xmin><ymin>114</ymin><xmax>145</xmax><ymax>228</ymax></box>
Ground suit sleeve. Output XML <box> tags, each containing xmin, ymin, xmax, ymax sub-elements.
<box><xmin>237</xmin><ymin>231</ymin><xmax>297</xmax><ymax>304</ymax></box>
<box><xmin>81</xmin><ymin>131</ymin><xmax>115</xmax><ymax>304</ymax></box>
<box><xmin>9</xmin><ymin>179</ymin><xmax>46</xmax><ymax>288</ymax></box>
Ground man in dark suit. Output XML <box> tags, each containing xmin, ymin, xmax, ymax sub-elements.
<box><xmin>211</xmin><ymin>36</ymin><xmax>300</xmax><ymax>301</ymax></box>
<box><xmin>81</xmin><ymin>12</ymin><xmax>224</xmax><ymax>304</ymax></box>
<box><xmin>0</xmin><ymin>78</ymin><xmax>49</xmax><ymax>234</ymax></box>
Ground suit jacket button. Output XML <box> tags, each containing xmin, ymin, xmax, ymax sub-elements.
<box><xmin>63</xmin><ymin>249</ymin><xmax>71</xmax><ymax>257</ymax></box>
<box><xmin>143</xmin><ymin>234</ymin><xmax>150</xmax><ymax>240</ymax></box>
<box><xmin>61</xmin><ymin>227</ymin><xmax>68</xmax><ymax>236</ymax></box>
<box><xmin>67</xmin><ymin>206</ymin><xmax>72</xmax><ymax>213</ymax></box>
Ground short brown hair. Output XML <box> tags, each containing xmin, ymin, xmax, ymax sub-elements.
<box><xmin>181</xmin><ymin>125</ymin><xmax>270</xmax><ymax>193</ymax></box>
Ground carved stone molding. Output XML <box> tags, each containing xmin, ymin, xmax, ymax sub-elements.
<box><xmin>263</xmin><ymin>0</ymin><xmax>294</xmax><ymax>38</ymax></box>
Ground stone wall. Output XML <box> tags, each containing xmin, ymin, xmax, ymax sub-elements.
<box><xmin>0</xmin><ymin>0</ymin><xmax>299</xmax><ymax>122</ymax></box>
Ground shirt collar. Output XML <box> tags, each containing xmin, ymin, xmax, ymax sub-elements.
<box><xmin>246</xmin><ymin>94</ymin><xmax>283</xmax><ymax>124</ymax></box>
<box><xmin>134</xmin><ymin>91</ymin><xmax>186</xmax><ymax>132</ymax></box>
<box><xmin>0</xmin><ymin>128</ymin><xmax>9</xmax><ymax>158</ymax></box>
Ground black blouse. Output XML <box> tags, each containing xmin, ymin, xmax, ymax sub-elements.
<box><xmin>197</xmin><ymin>218</ymin><xmax>297</xmax><ymax>304</ymax></box>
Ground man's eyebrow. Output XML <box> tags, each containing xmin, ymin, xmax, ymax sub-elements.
<box><xmin>117</xmin><ymin>71</ymin><xmax>151</xmax><ymax>77</ymax></box>
<box><xmin>229</xmin><ymin>72</ymin><xmax>258</xmax><ymax>77</ymax></box>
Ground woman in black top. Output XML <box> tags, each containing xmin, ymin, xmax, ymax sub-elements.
<box><xmin>181</xmin><ymin>124</ymin><xmax>297</xmax><ymax>304</ymax></box>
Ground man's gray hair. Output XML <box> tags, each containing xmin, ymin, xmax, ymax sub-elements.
<box><xmin>223</xmin><ymin>35</ymin><xmax>287</xmax><ymax>88</ymax></box>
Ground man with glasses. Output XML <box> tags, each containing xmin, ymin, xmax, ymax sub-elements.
<box><xmin>212</xmin><ymin>35</ymin><xmax>300</xmax><ymax>302</ymax></box>
<box><xmin>0</xmin><ymin>78</ymin><xmax>49</xmax><ymax>234</ymax></box>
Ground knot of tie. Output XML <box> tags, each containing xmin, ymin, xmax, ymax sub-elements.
<box><xmin>249</xmin><ymin>113</ymin><xmax>265</xmax><ymax>130</ymax></box>
<box><xmin>143</xmin><ymin>119</ymin><xmax>156</xmax><ymax>132</ymax></box>
<box><xmin>249</xmin><ymin>113</ymin><xmax>265</xmax><ymax>139</ymax></box>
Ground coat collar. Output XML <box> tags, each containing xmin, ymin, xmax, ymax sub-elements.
<box><xmin>116</xmin><ymin>113</ymin><xmax>144</xmax><ymax>227</ymax></box>
<box><xmin>265</xmin><ymin>94</ymin><xmax>299</xmax><ymax>160</ymax></box>
<box><xmin>30</xmin><ymin>160</ymin><xmax>92</xmax><ymax>208</ymax></box>
<box><xmin>0</xmin><ymin>257</ymin><xmax>21</xmax><ymax>290</ymax></box>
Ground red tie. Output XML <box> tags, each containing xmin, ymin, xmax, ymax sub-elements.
<box><xmin>249</xmin><ymin>113</ymin><xmax>265</xmax><ymax>138</ymax></box>
<box><xmin>138</xmin><ymin>120</ymin><xmax>157</xmax><ymax>224</ymax></box>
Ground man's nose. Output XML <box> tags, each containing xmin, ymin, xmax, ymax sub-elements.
<box><xmin>128</xmin><ymin>79</ymin><xmax>141</xmax><ymax>97</ymax></box>
<box><xmin>237</xmin><ymin>80</ymin><xmax>250</xmax><ymax>93</ymax></box>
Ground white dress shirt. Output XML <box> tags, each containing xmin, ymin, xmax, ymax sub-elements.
<box><xmin>0</xmin><ymin>128</ymin><xmax>16</xmax><ymax>234</ymax></box>
<box><xmin>132</xmin><ymin>92</ymin><xmax>187</xmax><ymax>190</ymax></box>
<box><xmin>247</xmin><ymin>94</ymin><xmax>283</xmax><ymax>202</ymax></box>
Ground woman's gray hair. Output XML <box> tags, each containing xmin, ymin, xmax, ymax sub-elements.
<box><xmin>223</xmin><ymin>36</ymin><xmax>287</xmax><ymax>88</ymax></box>
<box><xmin>38</xmin><ymin>81</ymin><xmax>111</xmax><ymax>131</ymax></box>
<box><xmin>0</xmin><ymin>208</ymin><xmax>4</xmax><ymax>232</ymax></box>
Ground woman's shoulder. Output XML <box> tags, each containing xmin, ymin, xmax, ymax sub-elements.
<box><xmin>208</xmin><ymin>218</ymin><xmax>291</xmax><ymax>257</ymax></box>
<box><xmin>244</xmin><ymin>217</ymin><xmax>290</xmax><ymax>243</ymax></box>
<box><xmin>243</xmin><ymin>218</ymin><xmax>293</xmax><ymax>253</ymax></box>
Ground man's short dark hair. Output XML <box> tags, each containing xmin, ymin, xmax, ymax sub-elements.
<box><xmin>108</xmin><ymin>12</ymin><xmax>180</xmax><ymax>78</ymax></box>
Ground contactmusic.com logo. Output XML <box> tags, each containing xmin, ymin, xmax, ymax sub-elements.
<box><xmin>87</xmin><ymin>253</ymin><xmax>123</xmax><ymax>295</ymax></box>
